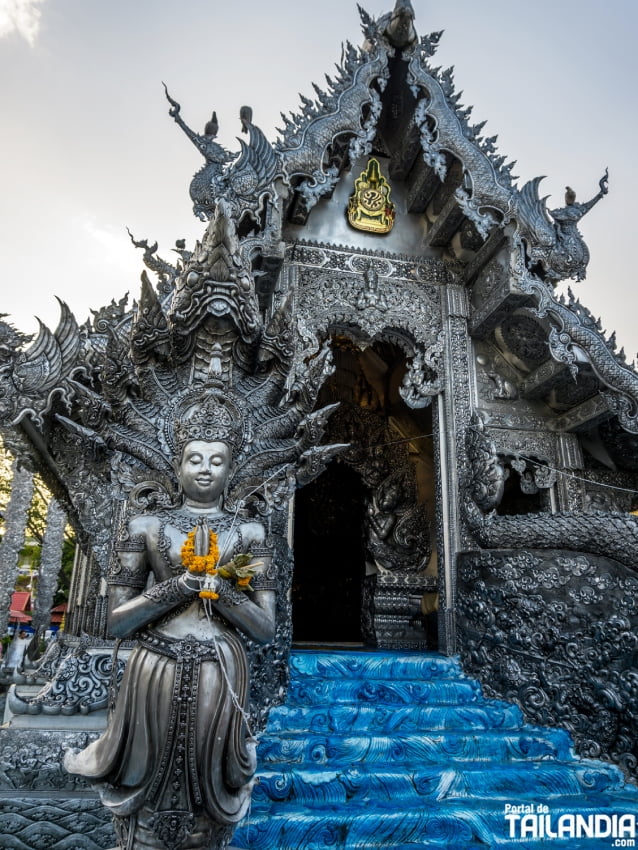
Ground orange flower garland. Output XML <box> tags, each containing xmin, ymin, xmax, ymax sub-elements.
<box><xmin>181</xmin><ymin>527</ymin><xmax>261</xmax><ymax>601</ymax></box>
<box><xmin>181</xmin><ymin>529</ymin><xmax>220</xmax><ymax>599</ymax></box>
<box><xmin>181</xmin><ymin>528</ymin><xmax>220</xmax><ymax>574</ymax></box>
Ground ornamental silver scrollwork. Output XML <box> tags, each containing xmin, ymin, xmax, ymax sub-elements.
<box><xmin>511</xmin><ymin>240</ymin><xmax>638</xmax><ymax>433</ymax></box>
<box><xmin>399</xmin><ymin>333</ymin><xmax>444</xmax><ymax>409</ymax></box>
<box><xmin>458</xmin><ymin>549</ymin><xmax>638</xmax><ymax>779</ymax></box>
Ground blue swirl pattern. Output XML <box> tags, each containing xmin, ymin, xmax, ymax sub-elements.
<box><xmin>233</xmin><ymin>650</ymin><xmax>638</xmax><ymax>849</ymax></box>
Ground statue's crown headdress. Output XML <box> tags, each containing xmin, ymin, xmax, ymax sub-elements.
<box><xmin>163</xmin><ymin>389</ymin><xmax>250</xmax><ymax>459</ymax></box>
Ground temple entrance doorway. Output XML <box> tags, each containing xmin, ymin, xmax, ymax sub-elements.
<box><xmin>291</xmin><ymin>336</ymin><xmax>438</xmax><ymax>649</ymax></box>
<box><xmin>292</xmin><ymin>462</ymin><xmax>367</xmax><ymax>643</ymax></box>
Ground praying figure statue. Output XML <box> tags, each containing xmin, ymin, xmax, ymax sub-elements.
<box><xmin>65</xmin><ymin>393</ymin><xmax>277</xmax><ymax>850</ymax></box>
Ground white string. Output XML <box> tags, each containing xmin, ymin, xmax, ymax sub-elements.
<box><xmin>201</xmin><ymin>602</ymin><xmax>258</xmax><ymax>842</ymax></box>
<box><xmin>215</xmin><ymin>462</ymin><xmax>293</xmax><ymax>566</ymax></box>
<box><xmin>369</xmin><ymin>433</ymin><xmax>434</xmax><ymax>449</ymax></box>
<box><xmin>466</xmin><ymin>423</ymin><xmax>637</xmax><ymax>498</ymax></box>
<box><xmin>197</xmin><ymin>468</ymin><xmax>293</xmax><ymax>734</ymax></box>
<box><xmin>199</xmin><ymin>505</ymin><xmax>257</xmax><ymax>741</ymax></box>
<box><xmin>198</xmin><ymin>597</ymin><xmax>257</xmax><ymax>843</ymax></box>
<box><xmin>514</xmin><ymin>454</ymin><xmax>638</xmax><ymax>497</ymax></box>
<box><xmin>212</xmin><ymin>631</ymin><xmax>254</xmax><ymax>735</ymax></box>
<box><xmin>215</xmin><ymin>500</ymin><xmax>245</xmax><ymax>566</ymax></box>
<box><xmin>358</xmin><ymin>423</ymin><xmax>638</xmax><ymax>499</ymax></box>
<box><xmin>361</xmin><ymin>425</ymin><xmax>637</xmax><ymax>499</ymax></box>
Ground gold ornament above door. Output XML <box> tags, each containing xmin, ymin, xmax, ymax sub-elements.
<box><xmin>347</xmin><ymin>158</ymin><xmax>396</xmax><ymax>235</ymax></box>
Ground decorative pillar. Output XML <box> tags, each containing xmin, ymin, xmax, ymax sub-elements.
<box><xmin>555</xmin><ymin>432</ymin><xmax>586</xmax><ymax>511</ymax></box>
<box><xmin>32</xmin><ymin>498</ymin><xmax>67</xmax><ymax>636</ymax></box>
<box><xmin>65</xmin><ymin>547</ymin><xmax>104</xmax><ymax>637</ymax></box>
<box><xmin>437</xmin><ymin>284</ymin><xmax>472</xmax><ymax>655</ymax></box>
<box><xmin>0</xmin><ymin>461</ymin><xmax>34</xmax><ymax>638</ymax></box>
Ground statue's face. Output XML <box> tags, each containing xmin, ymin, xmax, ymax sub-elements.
<box><xmin>178</xmin><ymin>440</ymin><xmax>231</xmax><ymax>505</ymax></box>
<box><xmin>378</xmin><ymin>482</ymin><xmax>401</xmax><ymax>512</ymax></box>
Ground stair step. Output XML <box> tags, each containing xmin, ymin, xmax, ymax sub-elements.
<box><xmin>235</xmin><ymin>796</ymin><xmax>638</xmax><ymax>849</ymax></box>
<box><xmin>287</xmin><ymin>676</ymin><xmax>481</xmax><ymax>706</ymax></box>
<box><xmin>289</xmin><ymin>649</ymin><xmax>464</xmax><ymax>681</ymax></box>
<box><xmin>233</xmin><ymin>650</ymin><xmax>638</xmax><ymax>850</ymax></box>
<box><xmin>252</xmin><ymin>760</ymin><xmax>631</xmax><ymax>805</ymax></box>
<box><xmin>257</xmin><ymin>728</ymin><xmax>574</xmax><ymax>766</ymax></box>
<box><xmin>267</xmin><ymin>701</ymin><xmax>525</xmax><ymax>734</ymax></box>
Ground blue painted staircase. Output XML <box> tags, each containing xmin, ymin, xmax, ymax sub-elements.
<box><xmin>233</xmin><ymin>650</ymin><xmax>638</xmax><ymax>849</ymax></box>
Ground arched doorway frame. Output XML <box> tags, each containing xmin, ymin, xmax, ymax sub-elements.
<box><xmin>286</xmin><ymin>248</ymin><xmax>456</xmax><ymax>652</ymax></box>
<box><xmin>290</xmin><ymin>322</ymin><xmax>442</xmax><ymax>650</ymax></box>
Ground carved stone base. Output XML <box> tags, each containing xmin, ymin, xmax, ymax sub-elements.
<box><xmin>0</xmin><ymin>729</ymin><xmax>100</xmax><ymax>793</ymax></box>
<box><xmin>12</xmin><ymin>633</ymin><xmax>71</xmax><ymax>686</ymax></box>
<box><xmin>0</xmin><ymin>728</ymin><xmax>116</xmax><ymax>850</ymax></box>
<box><xmin>0</xmin><ymin>795</ymin><xmax>115</xmax><ymax>850</ymax></box>
<box><xmin>7</xmin><ymin>636</ymin><xmax>129</xmax><ymax>717</ymax></box>
<box><xmin>0</xmin><ymin>729</ymin><xmax>250</xmax><ymax>850</ymax></box>
<box><xmin>368</xmin><ymin>570</ymin><xmax>436</xmax><ymax>650</ymax></box>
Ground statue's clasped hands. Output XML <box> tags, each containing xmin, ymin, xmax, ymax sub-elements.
<box><xmin>181</xmin><ymin>520</ymin><xmax>261</xmax><ymax>600</ymax></box>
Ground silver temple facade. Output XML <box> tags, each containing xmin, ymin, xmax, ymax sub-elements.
<box><xmin>1</xmin><ymin>2</ymin><xmax>638</xmax><ymax>846</ymax></box>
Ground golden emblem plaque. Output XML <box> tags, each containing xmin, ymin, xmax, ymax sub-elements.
<box><xmin>347</xmin><ymin>158</ymin><xmax>396</xmax><ymax>235</ymax></box>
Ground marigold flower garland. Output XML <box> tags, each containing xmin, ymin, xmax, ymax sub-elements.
<box><xmin>181</xmin><ymin>528</ymin><xmax>220</xmax><ymax>574</ymax></box>
<box><xmin>181</xmin><ymin>527</ymin><xmax>259</xmax><ymax>600</ymax></box>
<box><xmin>181</xmin><ymin>527</ymin><xmax>221</xmax><ymax>599</ymax></box>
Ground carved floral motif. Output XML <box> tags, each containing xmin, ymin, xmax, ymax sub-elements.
<box><xmin>458</xmin><ymin>549</ymin><xmax>638</xmax><ymax>777</ymax></box>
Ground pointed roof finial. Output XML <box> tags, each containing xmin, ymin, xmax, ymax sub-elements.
<box><xmin>204</xmin><ymin>111</ymin><xmax>219</xmax><ymax>138</ymax></box>
<box><xmin>239</xmin><ymin>105</ymin><xmax>253</xmax><ymax>134</ymax></box>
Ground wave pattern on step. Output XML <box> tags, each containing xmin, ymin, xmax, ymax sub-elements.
<box><xmin>234</xmin><ymin>650</ymin><xmax>638</xmax><ymax>850</ymax></box>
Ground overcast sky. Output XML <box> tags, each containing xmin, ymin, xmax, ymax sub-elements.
<box><xmin>1</xmin><ymin>0</ymin><xmax>636</xmax><ymax>361</ymax></box>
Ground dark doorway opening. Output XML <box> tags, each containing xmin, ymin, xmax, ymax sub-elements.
<box><xmin>292</xmin><ymin>462</ymin><xmax>367</xmax><ymax>643</ymax></box>
<box><xmin>497</xmin><ymin>466</ymin><xmax>543</xmax><ymax>516</ymax></box>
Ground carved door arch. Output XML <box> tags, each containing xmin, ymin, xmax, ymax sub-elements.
<box><xmin>290</xmin><ymin>335</ymin><xmax>438</xmax><ymax>649</ymax></box>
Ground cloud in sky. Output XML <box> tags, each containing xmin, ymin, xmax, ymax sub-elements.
<box><xmin>77</xmin><ymin>213</ymin><xmax>138</xmax><ymax>274</ymax></box>
<box><xmin>0</xmin><ymin>0</ymin><xmax>45</xmax><ymax>46</ymax></box>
